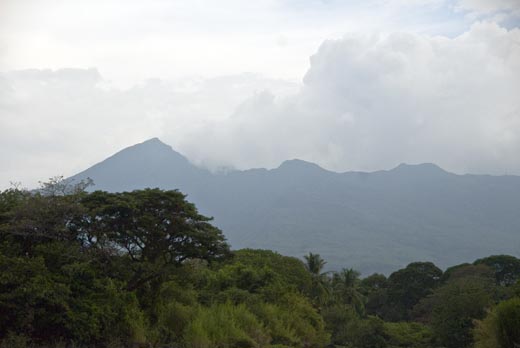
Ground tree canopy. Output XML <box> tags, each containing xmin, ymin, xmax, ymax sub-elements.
<box><xmin>0</xmin><ymin>181</ymin><xmax>519</xmax><ymax>348</ymax></box>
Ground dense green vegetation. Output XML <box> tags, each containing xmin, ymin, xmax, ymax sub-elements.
<box><xmin>1</xmin><ymin>180</ymin><xmax>519</xmax><ymax>347</ymax></box>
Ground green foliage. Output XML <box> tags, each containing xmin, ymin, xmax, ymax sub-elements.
<box><xmin>323</xmin><ymin>306</ymin><xmax>434</xmax><ymax>348</ymax></box>
<box><xmin>0</xmin><ymin>187</ymin><xmax>28</xmax><ymax>226</ymax></box>
<box><xmin>80</xmin><ymin>189</ymin><xmax>230</xmax><ymax>264</ymax></box>
<box><xmin>494</xmin><ymin>297</ymin><xmax>520</xmax><ymax>347</ymax></box>
<box><xmin>234</xmin><ymin>249</ymin><xmax>313</xmax><ymax>294</ymax></box>
<box><xmin>270</xmin><ymin>292</ymin><xmax>329</xmax><ymax>347</ymax></box>
<box><xmin>0</xmin><ymin>249</ymin><xmax>147</xmax><ymax>347</ymax></box>
<box><xmin>384</xmin><ymin>262</ymin><xmax>443</xmax><ymax>321</ymax></box>
<box><xmin>303</xmin><ymin>252</ymin><xmax>331</xmax><ymax>305</ymax></box>
<box><xmin>0</xmin><ymin>184</ymin><xmax>230</xmax><ymax>347</ymax></box>
<box><xmin>474</xmin><ymin>255</ymin><xmax>520</xmax><ymax>286</ymax></box>
<box><xmin>474</xmin><ymin>297</ymin><xmax>520</xmax><ymax>348</ymax></box>
<box><xmin>361</xmin><ymin>273</ymin><xmax>388</xmax><ymax>290</ymax></box>
<box><xmin>321</xmin><ymin>304</ymin><xmax>359</xmax><ymax>345</ymax></box>
<box><xmin>423</xmin><ymin>264</ymin><xmax>496</xmax><ymax>348</ymax></box>
<box><xmin>362</xmin><ymin>273</ymin><xmax>388</xmax><ymax>317</ymax></box>
<box><xmin>79</xmin><ymin>189</ymin><xmax>231</xmax><ymax>292</ymax></box>
<box><xmin>384</xmin><ymin>322</ymin><xmax>434</xmax><ymax>348</ymax></box>
<box><xmin>0</xmin><ymin>253</ymin><xmax>70</xmax><ymax>342</ymax></box>
<box><xmin>1</xmin><ymin>181</ymin><xmax>519</xmax><ymax>348</ymax></box>
<box><xmin>192</xmin><ymin>249</ymin><xmax>330</xmax><ymax>347</ymax></box>
<box><xmin>474</xmin><ymin>308</ymin><xmax>501</xmax><ymax>348</ymax></box>
<box><xmin>331</xmin><ymin>268</ymin><xmax>366</xmax><ymax>315</ymax></box>
<box><xmin>183</xmin><ymin>303</ymin><xmax>269</xmax><ymax>348</ymax></box>
<box><xmin>151</xmin><ymin>280</ymin><xmax>199</xmax><ymax>344</ymax></box>
<box><xmin>304</xmin><ymin>252</ymin><xmax>327</xmax><ymax>276</ymax></box>
<box><xmin>346</xmin><ymin>316</ymin><xmax>387</xmax><ymax>348</ymax></box>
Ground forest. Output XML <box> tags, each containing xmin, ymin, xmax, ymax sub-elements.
<box><xmin>0</xmin><ymin>180</ymin><xmax>519</xmax><ymax>348</ymax></box>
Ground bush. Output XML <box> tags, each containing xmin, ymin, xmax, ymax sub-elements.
<box><xmin>183</xmin><ymin>303</ymin><xmax>269</xmax><ymax>348</ymax></box>
<box><xmin>474</xmin><ymin>297</ymin><xmax>520</xmax><ymax>348</ymax></box>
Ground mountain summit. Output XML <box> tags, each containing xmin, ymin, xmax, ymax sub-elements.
<box><xmin>71</xmin><ymin>138</ymin><xmax>207</xmax><ymax>192</ymax></box>
<box><xmin>70</xmin><ymin>139</ymin><xmax>520</xmax><ymax>274</ymax></box>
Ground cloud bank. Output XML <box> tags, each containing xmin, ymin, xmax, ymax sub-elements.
<box><xmin>1</xmin><ymin>21</ymin><xmax>519</xmax><ymax>188</ymax></box>
<box><xmin>0</xmin><ymin>69</ymin><xmax>297</xmax><ymax>188</ymax></box>
<box><xmin>2</xmin><ymin>0</ymin><xmax>515</xmax><ymax>87</ymax></box>
<box><xmin>180</xmin><ymin>21</ymin><xmax>520</xmax><ymax>175</ymax></box>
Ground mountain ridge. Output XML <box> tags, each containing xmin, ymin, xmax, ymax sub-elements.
<box><xmin>69</xmin><ymin>138</ymin><xmax>520</xmax><ymax>274</ymax></box>
<box><xmin>79</xmin><ymin>137</ymin><xmax>509</xmax><ymax>177</ymax></box>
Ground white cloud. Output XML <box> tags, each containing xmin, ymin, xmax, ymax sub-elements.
<box><xmin>178</xmin><ymin>22</ymin><xmax>520</xmax><ymax>175</ymax></box>
<box><xmin>1</xmin><ymin>1</ymin><xmax>519</xmax><ymax>188</ymax></box>
<box><xmin>0</xmin><ymin>69</ymin><xmax>297</xmax><ymax>188</ymax></box>
<box><xmin>0</xmin><ymin>0</ymin><xmax>484</xmax><ymax>87</ymax></box>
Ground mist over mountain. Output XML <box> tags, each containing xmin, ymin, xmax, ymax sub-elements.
<box><xmin>70</xmin><ymin>138</ymin><xmax>520</xmax><ymax>274</ymax></box>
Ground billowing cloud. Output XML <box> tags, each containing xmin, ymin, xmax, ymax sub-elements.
<box><xmin>0</xmin><ymin>69</ymin><xmax>297</xmax><ymax>188</ymax></box>
<box><xmin>1</xmin><ymin>21</ymin><xmax>519</xmax><ymax>189</ymax></box>
<box><xmin>178</xmin><ymin>21</ymin><xmax>520</xmax><ymax>175</ymax></box>
<box><xmin>2</xmin><ymin>0</ymin><xmax>508</xmax><ymax>86</ymax></box>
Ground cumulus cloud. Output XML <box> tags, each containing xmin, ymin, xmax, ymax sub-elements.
<box><xmin>1</xmin><ymin>0</ymin><xmax>501</xmax><ymax>86</ymax></box>
<box><xmin>178</xmin><ymin>21</ymin><xmax>520</xmax><ymax>175</ymax></box>
<box><xmin>0</xmin><ymin>69</ymin><xmax>297</xmax><ymax>188</ymax></box>
<box><xmin>1</xmin><ymin>21</ymin><xmax>519</xmax><ymax>189</ymax></box>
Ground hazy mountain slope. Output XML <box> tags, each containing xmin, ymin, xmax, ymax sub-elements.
<box><xmin>70</xmin><ymin>138</ymin><xmax>211</xmax><ymax>193</ymax></box>
<box><xmin>70</xmin><ymin>138</ymin><xmax>520</xmax><ymax>274</ymax></box>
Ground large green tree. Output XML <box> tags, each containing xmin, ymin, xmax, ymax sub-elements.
<box><xmin>419</xmin><ymin>264</ymin><xmax>496</xmax><ymax>348</ymax></box>
<box><xmin>383</xmin><ymin>262</ymin><xmax>442</xmax><ymax>321</ymax></box>
<box><xmin>474</xmin><ymin>255</ymin><xmax>520</xmax><ymax>287</ymax></box>
<box><xmin>78</xmin><ymin>189</ymin><xmax>230</xmax><ymax>291</ymax></box>
<box><xmin>0</xmin><ymin>185</ymin><xmax>231</xmax><ymax>347</ymax></box>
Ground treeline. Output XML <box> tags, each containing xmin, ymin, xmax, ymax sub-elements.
<box><xmin>0</xmin><ymin>181</ymin><xmax>519</xmax><ymax>348</ymax></box>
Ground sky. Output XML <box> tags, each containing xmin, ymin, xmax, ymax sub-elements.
<box><xmin>0</xmin><ymin>0</ymin><xmax>520</xmax><ymax>189</ymax></box>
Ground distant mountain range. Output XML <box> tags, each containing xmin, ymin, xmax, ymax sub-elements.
<box><xmin>70</xmin><ymin>138</ymin><xmax>520</xmax><ymax>274</ymax></box>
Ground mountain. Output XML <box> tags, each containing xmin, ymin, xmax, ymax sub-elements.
<box><xmin>70</xmin><ymin>138</ymin><xmax>520</xmax><ymax>274</ymax></box>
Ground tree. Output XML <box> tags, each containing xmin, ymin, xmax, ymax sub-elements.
<box><xmin>232</xmin><ymin>249</ymin><xmax>313</xmax><ymax>294</ymax></box>
<box><xmin>78</xmin><ymin>189</ymin><xmax>230</xmax><ymax>291</ymax></box>
<box><xmin>332</xmin><ymin>268</ymin><xmax>366</xmax><ymax>315</ymax></box>
<box><xmin>304</xmin><ymin>252</ymin><xmax>327</xmax><ymax>276</ymax></box>
<box><xmin>384</xmin><ymin>262</ymin><xmax>442</xmax><ymax>321</ymax></box>
<box><xmin>0</xmin><ymin>241</ymin><xmax>147</xmax><ymax>347</ymax></box>
<box><xmin>0</xmin><ymin>184</ymin><xmax>87</xmax><ymax>256</ymax></box>
<box><xmin>421</xmin><ymin>264</ymin><xmax>496</xmax><ymax>348</ymax></box>
<box><xmin>361</xmin><ymin>273</ymin><xmax>388</xmax><ymax>317</ymax></box>
<box><xmin>303</xmin><ymin>252</ymin><xmax>330</xmax><ymax>305</ymax></box>
<box><xmin>492</xmin><ymin>297</ymin><xmax>520</xmax><ymax>348</ymax></box>
<box><xmin>38</xmin><ymin>176</ymin><xmax>93</xmax><ymax>197</ymax></box>
<box><xmin>347</xmin><ymin>316</ymin><xmax>387</xmax><ymax>348</ymax></box>
<box><xmin>474</xmin><ymin>255</ymin><xmax>520</xmax><ymax>287</ymax></box>
<box><xmin>474</xmin><ymin>297</ymin><xmax>520</xmax><ymax>348</ymax></box>
<box><xmin>0</xmin><ymin>184</ymin><xmax>231</xmax><ymax>347</ymax></box>
<box><xmin>384</xmin><ymin>321</ymin><xmax>434</xmax><ymax>348</ymax></box>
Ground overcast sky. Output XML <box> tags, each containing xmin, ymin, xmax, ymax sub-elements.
<box><xmin>1</xmin><ymin>0</ymin><xmax>520</xmax><ymax>189</ymax></box>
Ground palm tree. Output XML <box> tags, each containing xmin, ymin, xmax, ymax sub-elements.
<box><xmin>332</xmin><ymin>268</ymin><xmax>366</xmax><ymax>315</ymax></box>
<box><xmin>303</xmin><ymin>252</ymin><xmax>330</xmax><ymax>305</ymax></box>
<box><xmin>304</xmin><ymin>252</ymin><xmax>327</xmax><ymax>276</ymax></box>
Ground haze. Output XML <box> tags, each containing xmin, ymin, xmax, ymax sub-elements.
<box><xmin>1</xmin><ymin>0</ymin><xmax>520</xmax><ymax>189</ymax></box>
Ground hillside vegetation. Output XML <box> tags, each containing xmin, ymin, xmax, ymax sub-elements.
<box><xmin>1</xmin><ymin>180</ymin><xmax>519</xmax><ymax>348</ymax></box>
